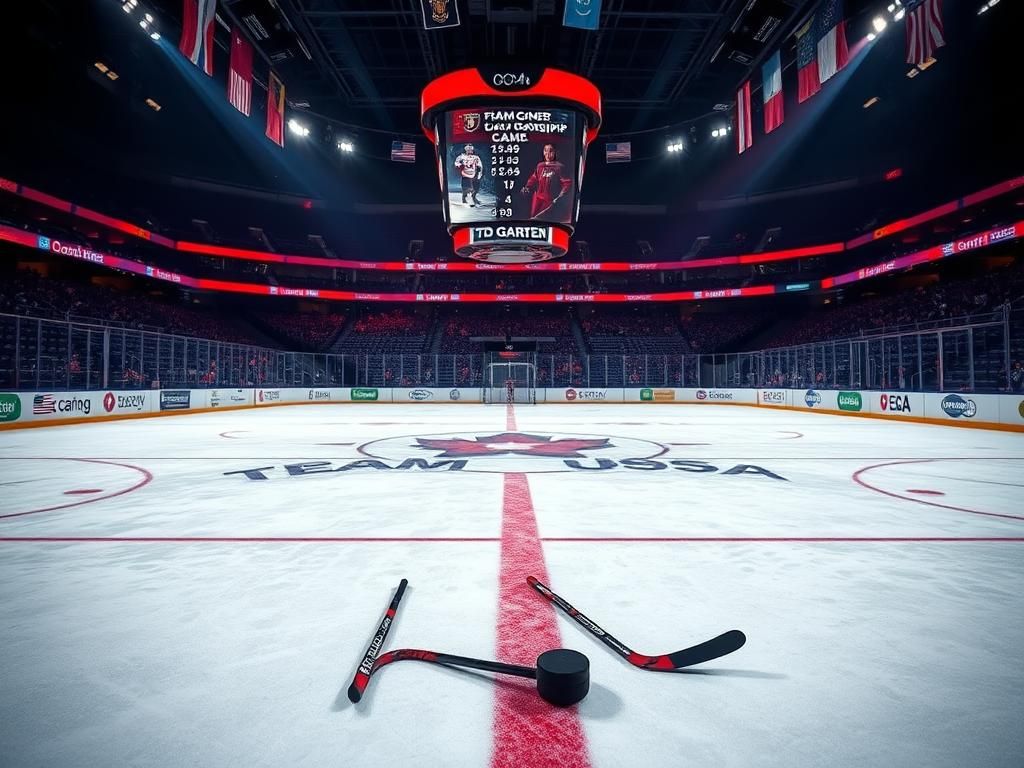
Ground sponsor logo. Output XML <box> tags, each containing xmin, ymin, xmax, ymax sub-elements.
<box><xmin>837</xmin><ymin>392</ymin><xmax>862</xmax><ymax>412</ymax></box>
<box><xmin>49</xmin><ymin>239</ymin><xmax>105</xmax><ymax>264</ymax></box>
<box><xmin>230</xmin><ymin>392</ymin><xmax>248</xmax><ymax>404</ymax></box>
<box><xmin>101</xmin><ymin>392</ymin><xmax>147</xmax><ymax>413</ymax></box>
<box><xmin>351</xmin><ymin>388</ymin><xmax>379</xmax><ymax>401</ymax></box>
<box><xmin>639</xmin><ymin>388</ymin><xmax>675</xmax><ymax>402</ymax></box>
<box><xmin>31</xmin><ymin>394</ymin><xmax>91</xmax><ymax>416</ymax></box>
<box><xmin>460</xmin><ymin>111</ymin><xmax>481</xmax><ymax>132</ymax></box>
<box><xmin>760</xmin><ymin>390</ymin><xmax>786</xmax><ymax>404</ymax></box>
<box><xmin>258</xmin><ymin>390</ymin><xmax>281</xmax><ymax>403</ymax></box>
<box><xmin>160</xmin><ymin>390</ymin><xmax>191</xmax><ymax>411</ymax></box>
<box><xmin>804</xmin><ymin>390</ymin><xmax>822</xmax><ymax>408</ymax></box>
<box><xmin>0</xmin><ymin>393</ymin><xmax>21</xmax><ymax>422</ymax></box>
<box><xmin>225</xmin><ymin>430</ymin><xmax>788</xmax><ymax>480</ymax></box>
<box><xmin>308</xmin><ymin>389</ymin><xmax>331</xmax><ymax>401</ymax></box>
<box><xmin>409</xmin><ymin>389</ymin><xmax>433</xmax><ymax>401</ymax></box>
<box><xmin>1019</xmin><ymin>401</ymin><xmax>1024</xmax><ymax>420</ymax></box>
<box><xmin>989</xmin><ymin>226</ymin><xmax>1016</xmax><ymax>244</ymax></box>
<box><xmin>565</xmin><ymin>388</ymin><xmax>606</xmax><ymax>401</ymax></box>
<box><xmin>880</xmin><ymin>393</ymin><xmax>912</xmax><ymax>413</ymax></box>
<box><xmin>449</xmin><ymin>389</ymin><xmax>461</xmax><ymax>401</ymax></box>
<box><xmin>940</xmin><ymin>394</ymin><xmax>977</xmax><ymax>419</ymax></box>
<box><xmin>697</xmin><ymin>390</ymin><xmax>733</xmax><ymax>401</ymax></box>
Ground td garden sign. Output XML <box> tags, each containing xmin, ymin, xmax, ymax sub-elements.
<box><xmin>224</xmin><ymin>430</ymin><xmax>787</xmax><ymax>480</ymax></box>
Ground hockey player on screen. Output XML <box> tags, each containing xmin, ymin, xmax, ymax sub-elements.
<box><xmin>521</xmin><ymin>143</ymin><xmax>572</xmax><ymax>219</ymax></box>
<box><xmin>454</xmin><ymin>144</ymin><xmax>483</xmax><ymax>206</ymax></box>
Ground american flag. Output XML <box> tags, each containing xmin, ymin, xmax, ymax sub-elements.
<box><xmin>33</xmin><ymin>394</ymin><xmax>56</xmax><ymax>414</ymax></box>
<box><xmin>227</xmin><ymin>27</ymin><xmax>253</xmax><ymax>116</ymax></box>
<box><xmin>905</xmin><ymin>0</ymin><xmax>945</xmax><ymax>66</ymax></box>
<box><xmin>391</xmin><ymin>141</ymin><xmax>416</xmax><ymax>163</ymax></box>
<box><xmin>605</xmin><ymin>142</ymin><xmax>631</xmax><ymax>163</ymax></box>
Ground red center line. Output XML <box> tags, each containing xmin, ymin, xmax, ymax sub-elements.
<box><xmin>492</xmin><ymin>403</ymin><xmax>590</xmax><ymax>768</ymax></box>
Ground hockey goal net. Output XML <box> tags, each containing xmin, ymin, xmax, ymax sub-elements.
<box><xmin>484</xmin><ymin>362</ymin><xmax>536</xmax><ymax>404</ymax></box>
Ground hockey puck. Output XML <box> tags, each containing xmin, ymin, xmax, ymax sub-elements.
<box><xmin>535</xmin><ymin>649</ymin><xmax>590</xmax><ymax>707</ymax></box>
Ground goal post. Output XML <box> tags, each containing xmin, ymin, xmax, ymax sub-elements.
<box><xmin>484</xmin><ymin>362</ymin><xmax>537</xmax><ymax>404</ymax></box>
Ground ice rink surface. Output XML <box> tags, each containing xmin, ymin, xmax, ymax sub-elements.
<box><xmin>1</xmin><ymin>403</ymin><xmax>1023</xmax><ymax>768</ymax></box>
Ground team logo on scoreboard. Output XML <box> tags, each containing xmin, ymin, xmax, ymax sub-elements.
<box><xmin>459</xmin><ymin>113</ymin><xmax>481</xmax><ymax>132</ymax></box>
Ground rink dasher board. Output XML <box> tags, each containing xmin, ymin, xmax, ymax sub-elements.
<box><xmin>1</xmin><ymin>387</ymin><xmax>1023</xmax><ymax>431</ymax></box>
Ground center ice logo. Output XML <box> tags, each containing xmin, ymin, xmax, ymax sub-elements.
<box><xmin>359</xmin><ymin>430</ymin><xmax>660</xmax><ymax>473</ymax></box>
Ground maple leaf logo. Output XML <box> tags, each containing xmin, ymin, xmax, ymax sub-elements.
<box><xmin>414</xmin><ymin>432</ymin><xmax>614</xmax><ymax>458</ymax></box>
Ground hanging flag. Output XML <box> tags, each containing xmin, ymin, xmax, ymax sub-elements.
<box><xmin>391</xmin><ymin>141</ymin><xmax>416</xmax><ymax>163</ymax></box>
<box><xmin>905</xmin><ymin>0</ymin><xmax>945</xmax><ymax>65</ymax></box>
<box><xmin>227</xmin><ymin>27</ymin><xmax>253</xmax><ymax>116</ymax></box>
<box><xmin>762</xmin><ymin>51</ymin><xmax>784</xmax><ymax>134</ymax></box>
<box><xmin>736</xmin><ymin>81</ymin><xmax>753</xmax><ymax>155</ymax></box>
<box><xmin>795</xmin><ymin>18</ymin><xmax>821</xmax><ymax>102</ymax></box>
<box><xmin>816</xmin><ymin>0</ymin><xmax>849</xmax><ymax>84</ymax></box>
<box><xmin>420</xmin><ymin>0</ymin><xmax>460</xmax><ymax>30</ymax></box>
<box><xmin>178</xmin><ymin>0</ymin><xmax>217</xmax><ymax>76</ymax></box>
<box><xmin>266</xmin><ymin>71</ymin><xmax>285</xmax><ymax>147</ymax></box>
<box><xmin>563</xmin><ymin>0</ymin><xmax>602</xmax><ymax>30</ymax></box>
<box><xmin>605</xmin><ymin>142</ymin><xmax>631</xmax><ymax>163</ymax></box>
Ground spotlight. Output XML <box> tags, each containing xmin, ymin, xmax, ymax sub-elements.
<box><xmin>288</xmin><ymin>118</ymin><xmax>310</xmax><ymax>138</ymax></box>
<box><xmin>666</xmin><ymin>140</ymin><xmax>684</xmax><ymax>153</ymax></box>
<box><xmin>140</xmin><ymin>19</ymin><xmax>148</xmax><ymax>30</ymax></box>
<box><xmin>867</xmin><ymin>32</ymin><xmax>876</xmax><ymax>40</ymax></box>
<box><xmin>887</xmin><ymin>2</ymin><xmax>895</xmax><ymax>9</ymax></box>
<box><xmin>711</xmin><ymin>129</ymin><xmax>719</xmax><ymax>138</ymax></box>
<box><xmin>122</xmin><ymin>2</ymin><xmax>132</xmax><ymax>12</ymax></box>
<box><xmin>894</xmin><ymin>8</ymin><xmax>906</xmax><ymax>20</ymax></box>
<box><xmin>150</xmin><ymin>32</ymin><xmax>161</xmax><ymax>40</ymax></box>
<box><xmin>872</xmin><ymin>16</ymin><xmax>887</xmax><ymax>32</ymax></box>
<box><xmin>337</xmin><ymin>140</ymin><xmax>354</xmax><ymax>153</ymax></box>
<box><xmin>145</xmin><ymin>12</ymin><xmax>153</xmax><ymax>22</ymax></box>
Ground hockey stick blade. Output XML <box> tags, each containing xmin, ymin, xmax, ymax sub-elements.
<box><xmin>348</xmin><ymin>578</ymin><xmax>408</xmax><ymax>703</ymax></box>
<box><xmin>527</xmin><ymin>576</ymin><xmax>746</xmax><ymax>670</ymax></box>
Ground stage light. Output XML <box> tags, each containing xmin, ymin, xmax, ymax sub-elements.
<box><xmin>150</xmin><ymin>32</ymin><xmax>160</xmax><ymax>40</ymax></box>
<box><xmin>337</xmin><ymin>140</ymin><xmax>354</xmax><ymax>153</ymax></box>
<box><xmin>887</xmin><ymin>3</ymin><xmax>895</xmax><ymax>10</ymax></box>
<box><xmin>145</xmin><ymin>12</ymin><xmax>153</xmax><ymax>22</ymax></box>
<box><xmin>894</xmin><ymin>8</ymin><xmax>906</xmax><ymax>20</ymax></box>
<box><xmin>867</xmin><ymin>32</ymin><xmax>876</xmax><ymax>40</ymax></box>
<box><xmin>711</xmin><ymin>129</ymin><xmax>719</xmax><ymax>138</ymax></box>
<box><xmin>122</xmin><ymin>2</ymin><xmax>132</xmax><ymax>12</ymax></box>
<box><xmin>872</xmin><ymin>16</ymin><xmax>887</xmax><ymax>32</ymax></box>
<box><xmin>978</xmin><ymin>3</ymin><xmax>988</xmax><ymax>11</ymax></box>
<box><xmin>288</xmin><ymin>119</ymin><xmax>310</xmax><ymax>138</ymax></box>
<box><xmin>140</xmin><ymin>19</ymin><xmax>148</xmax><ymax>30</ymax></box>
<box><xmin>666</xmin><ymin>140</ymin><xmax>684</xmax><ymax>153</ymax></box>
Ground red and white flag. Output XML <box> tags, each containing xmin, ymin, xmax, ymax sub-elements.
<box><xmin>227</xmin><ymin>27</ymin><xmax>253</xmax><ymax>116</ymax></box>
<box><xmin>266</xmin><ymin>71</ymin><xmax>285</xmax><ymax>147</ymax></box>
<box><xmin>905</xmin><ymin>0</ymin><xmax>945</xmax><ymax>66</ymax></box>
<box><xmin>762</xmin><ymin>52</ymin><xmax>784</xmax><ymax>134</ymax></box>
<box><xmin>178</xmin><ymin>0</ymin><xmax>217</xmax><ymax>76</ymax></box>
<box><xmin>816</xmin><ymin>0</ymin><xmax>849</xmax><ymax>84</ymax></box>
<box><xmin>736</xmin><ymin>80</ymin><xmax>753</xmax><ymax>155</ymax></box>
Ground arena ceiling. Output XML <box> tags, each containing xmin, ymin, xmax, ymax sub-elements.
<box><xmin>152</xmin><ymin>0</ymin><xmax>837</xmax><ymax>135</ymax></box>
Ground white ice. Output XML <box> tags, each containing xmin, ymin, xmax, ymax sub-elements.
<box><xmin>1</xmin><ymin>404</ymin><xmax>1022</xmax><ymax>767</ymax></box>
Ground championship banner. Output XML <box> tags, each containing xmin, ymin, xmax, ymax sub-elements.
<box><xmin>420</xmin><ymin>0</ymin><xmax>460</xmax><ymax>30</ymax></box>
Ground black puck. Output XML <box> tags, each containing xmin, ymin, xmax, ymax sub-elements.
<box><xmin>535</xmin><ymin>649</ymin><xmax>590</xmax><ymax>707</ymax></box>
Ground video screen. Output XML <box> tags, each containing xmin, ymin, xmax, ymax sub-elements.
<box><xmin>440</xmin><ymin>107</ymin><xmax>580</xmax><ymax>226</ymax></box>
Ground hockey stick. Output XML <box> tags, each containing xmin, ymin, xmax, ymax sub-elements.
<box><xmin>348</xmin><ymin>647</ymin><xmax>590</xmax><ymax>706</ymax></box>
<box><xmin>347</xmin><ymin>579</ymin><xmax>408</xmax><ymax>702</ymax></box>
<box><xmin>528</xmin><ymin>576</ymin><xmax>746</xmax><ymax>670</ymax></box>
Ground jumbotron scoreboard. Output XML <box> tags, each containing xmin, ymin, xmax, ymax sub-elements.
<box><xmin>421</xmin><ymin>69</ymin><xmax>601</xmax><ymax>263</ymax></box>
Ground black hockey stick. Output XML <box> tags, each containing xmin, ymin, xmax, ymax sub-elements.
<box><xmin>347</xmin><ymin>579</ymin><xmax>408</xmax><ymax>702</ymax></box>
<box><xmin>528</xmin><ymin>576</ymin><xmax>746</xmax><ymax>670</ymax></box>
<box><xmin>348</xmin><ymin>647</ymin><xmax>590</xmax><ymax>707</ymax></box>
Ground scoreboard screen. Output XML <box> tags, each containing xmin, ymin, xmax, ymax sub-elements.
<box><xmin>439</xmin><ymin>106</ymin><xmax>582</xmax><ymax>227</ymax></box>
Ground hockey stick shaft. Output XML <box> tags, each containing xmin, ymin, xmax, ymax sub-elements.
<box><xmin>369</xmin><ymin>648</ymin><xmax>536</xmax><ymax>680</ymax></box>
<box><xmin>348</xmin><ymin>579</ymin><xmax>408</xmax><ymax>702</ymax></box>
<box><xmin>527</xmin><ymin>576</ymin><xmax>634</xmax><ymax>660</ymax></box>
<box><xmin>528</xmin><ymin>576</ymin><xmax>745</xmax><ymax>670</ymax></box>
